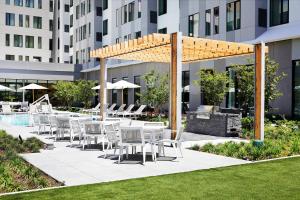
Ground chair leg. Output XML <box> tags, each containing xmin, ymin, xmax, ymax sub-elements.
<box><xmin>118</xmin><ymin>146</ymin><xmax>123</xmax><ymax>164</ymax></box>
<box><xmin>126</xmin><ymin>146</ymin><xmax>129</xmax><ymax>159</ymax></box>
<box><xmin>178</xmin><ymin>142</ymin><xmax>183</xmax><ymax>158</ymax></box>
<box><xmin>172</xmin><ymin>142</ymin><xmax>179</xmax><ymax>158</ymax></box>
<box><xmin>142</xmin><ymin>145</ymin><xmax>146</xmax><ymax>164</ymax></box>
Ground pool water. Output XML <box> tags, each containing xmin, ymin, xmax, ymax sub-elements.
<box><xmin>0</xmin><ymin>114</ymin><xmax>30</xmax><ymax>126</ymax></box>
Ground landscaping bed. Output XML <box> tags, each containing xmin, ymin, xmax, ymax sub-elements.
<box><xmin>0</xmin><ymin>130</ymin><xmax>61</xmax><ymax>193</ymax></box>
<box><xmin>191</xmin><ymin>119</ymin><xmax>300</xmax><ymax>161</ymax></box>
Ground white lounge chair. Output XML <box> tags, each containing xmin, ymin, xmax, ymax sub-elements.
<box><xmin>107</xmin><ymin>103</ymin><xmax>116</xmax><ymax>112</ymax></box>
<box><xmin>111</xmin><ymin>104</ymin><xmax>126</xmax><ymax>116</ymax></box>
<box><xmin>82</xmin><ymin>103</ymin><xmax>101</xmax><ymax>114</ymax></box>
<box><xmin>123</xmin><ymin>105</ymin><xmax>147</xmax><ymax>119</ymax></box>
<box><xmin>117</xmin><ymin>104</ymin><xmax>135</xmax><ymax>117</ymax></box>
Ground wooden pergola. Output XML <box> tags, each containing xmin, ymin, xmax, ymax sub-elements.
<box><xmin>91</xmin><ymin>33</ymin><xmax>267</xmax><ymax>141</ymax></box>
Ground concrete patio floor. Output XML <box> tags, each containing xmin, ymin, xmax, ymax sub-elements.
<box><xmin>0</xmin><ymin>120</ymin><xmax>250</xmax><ymax>186</ymax></box>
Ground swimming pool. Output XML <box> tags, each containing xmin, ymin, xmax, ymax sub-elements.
<box><xmin>0</xmin><ymin>114</ymin><xmax>30</xmax><ymax>126</ymax></box>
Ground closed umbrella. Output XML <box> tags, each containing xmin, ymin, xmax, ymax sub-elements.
<box><xmin>112</xmin><ymin>80</ymin><xmax>140</xmax><ymax>104</ymax></box>
<box><xmin>19</xmin><ymin>83</ymin><xmax>48</xmax><ymax>102</ymax></box>
<box><xmin>92</xmin><ymin>82</ymin><xmax>115</xmax><ymax>90</ymax></box>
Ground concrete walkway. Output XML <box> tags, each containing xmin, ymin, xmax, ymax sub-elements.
<box><xmin>1</xmin><ymin>120</ymin><xmax>250</xmax><ymax>186</ymax></box>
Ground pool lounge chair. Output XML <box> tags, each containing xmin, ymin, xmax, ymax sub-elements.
<box><xmin>111</xmin><ymin>104</ymin><xmax>126</xmax><ymax>116</ymax></box>
<box><xmin>117</xmin><ymin>104</ymin><xmax>135</xmax><ymax>117</ymax></box>
<box><xmin>123</xmin><ymin>105</ymin><xmax>147</xmax><ymax>119</ymax></box>
<box><xmin>82</xmin><ymin>103</ymin><xmax>101</xmax><ymax>114</ymax></box>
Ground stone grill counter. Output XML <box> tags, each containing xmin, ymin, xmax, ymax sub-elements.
<box><xmin>186</xmin><ymin>111</ymin><xmax>241</xmax><ymax>137</ymax></box>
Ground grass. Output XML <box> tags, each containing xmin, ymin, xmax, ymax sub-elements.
<box><xmin>2</xmin><ymin>157</ymin><xmax>300</xmax><ymax>199</ymax></box>
<box><xmin>0</xmin><ymin>130</ymin><xmax>61</xmax><ymax>193</ymax></box>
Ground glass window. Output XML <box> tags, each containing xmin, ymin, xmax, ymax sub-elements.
<box><xmin>293</xmin><ymin>60</ymin><xmax>300</xmax><ymax>118</ymax></box>
<box><xmin>213</xmin><ymin>7</ymin><xmax>219</xmax><ymax>34</ymax></box>
<box><xmin>188</xmin><ymin>13</ymin><xmax>199</xmax><ymax>37</ymax></box>
<box><xmin>138</xmin><ymin>0</ymin><xmax>142</xmax><ymax>18</ymax></box>
<box><xmin>112</xmin><ymin>78</ymin><xmax>117</xmax><ymax>104</ymax></box>
<box><xmin>103</xmin><ymin>19</ymin><xmax>108</xmax><ymax>35</ymax></box>
<box><xmin>97</xmin><ymin>7</ymin><xmax>102</xmax><ymax>16</ymax></box>
<box><xmin>87</xmin><ymin>0</ymin><xmax>91</xmax><ymax>13</ymax></box>
<box><xmin>25</xmin><ymin>56</ymin><xmax>29</xmax><ymax>61</ymax></box>
<box><xmin>182</xmin><ymin>71</ymin><xmax>190</xmax><ymax>106</ymax></box>
<box><xmin>49</xmin><ymin>39</ymin><xmax>53</xmax><ymax>50</ymax></box>
<box><xmin>38</xmin><ymin>37</ymin><xmax>42</xmax><ymax>49</ymax></box>
<box><xmin>33</xmin><ymin>56</ymin><xmax>41</xmax><ymax>62</ymax></box>
<box><xmin>38</xmin><ymin>0</ymin><xmax>42</xmax><ymax>9</ymax></box>
<box><xmin>103</xmin><ymin>0</ymin><xmax>108</xmax><ymax>10</ymax></box>
<box><xmin>33</xmin><ymin>16</ymin><xmax>42</xmax><ymax>29</ymax></box>
<box><xmin>6</xmin><ymin>34</ymin><xmax>10</xmax><ymax>46</ymax></box>
<box><xmin>49</xmin><ymin>0</ymin><xmax>53</xmax><ymax>12</ymax></box>
<box><xmin>81</xmin><ymin>2</ymin><xmax>85</xmax><ymax>16</ymax></box>
<box><xmin>18</xmin><ymin>55</ymin><xmax>23</xmax><ymax>61</ymax></box>
<box><xmin>270</xmin><ymin>0</ymin><xmax>289</xmax><ymax>26</ymax></box>
<box><xmin>25</xmin><ymin>15</ymin><xmax>30</xmax><ymax>27</ymax></box>
<box><xmin>64</xmin><ymin>25</ymin><xmax>69</xmax><ymax>32</ymax></box>
<box><xmin>116</xmin><ymin>9</ymin><xmax>119</xmax><ymax>26</ymax></box>
<box><xmin>205</xmin><ymin>9</ymin><xmax>211</xmax><ymax>36</ymax></box>
<box><xmin>158</xmin><ymin>0</ymin><xmax>167</xmax><ymax>16</ymax></box>
<box><xmin>70</xmin><ymin>35</ymin><xmax>73</xmax><ymax>48</ymax></box>
<box><xmin>49</xmin><ymin>19</ymin><xmax>53</xmax><ymax>31</ymax></box>
<box><xmin>6</xmin><ymin>0</ymin><xmax>10</xmax><ymax>5</ymax></box>
<box><xmin>14</xmin><ymin>0</ymin><xmax>23</xmax><ymax>6</ymax></box>
<box><xmin>76</xmin><ymin>5</ymin><xmax>80</xmax><ymax>19</ymax></box>
<box><xmin>70</xmin><ymin>15</ymin><xmax>73</xmax><ymax>27</ymax></box>
<box><xmin>82</xmin><ymin>24</ymin><xmax>86</xmax><ymax>39</ymax></box>
<box><xmin>158</xmin><ymin>27</ymin><xmax>167</xmax><ymax>34</ymax></box>
<box><xmin>6</xmin><ymin>13</ymin><xmax>15</xmax><ymax>26</ymax></box>
<box><xmin>258</xmin><ymin>8</ymin><xmax>267</xmax><ymax>27</ymax></box>
<box><xmin>116</xmin><ymin>38</ymin><xmax>120</xmax><ymax>44</ymax></box>
<box><xmin>14</xmin><ymin>34</ymin><xmax>23</xmax><ymax>47</ymax></box>
<box><xmin>6</xmin><ymin>55</ymin><xmax>15</xmax><ymax>61</ymax></box>
<box><xmin>122</xmin><ymin>5</ymin><xmax>128</xmax><ymax>24</ymax></box>
<box><xmin>134</xmin><ymin>76</ymin><xmax>141</xmax><ymax>104</ymax></box>
<box><xmin>135</xmin><ymin>31</ymin><xmax>141</xmax><ymax>39</ymax></box>
<box><xmin>96</xmin><ymin>32</ymin><xmax>102</xmax><ymax>42</ymax></box>
<box><xmin>122</xmin><ymin>77</ymin><xmax>129</xmax><ymax>105</ymax></box>
<box><xmin>150</xmin><ymin>11</ymin><xmax>157</xmax><ymax>23</ymax></box>
<box><xmin>88</xmin><ymin>22</ymin><xmax>91</xmax><ymax>36</ymax></box>
<box><xmin>128</xmin><ymin>2</ymin><xmax>135</xmax><ymax>22</ymax></box>
<box><xmin>226</xmin><ymin>0</ymin><xmax>241</xmax><ymax>31</ymax></box>
<box><xmin>19</xmin><ymin>14</ymin><xmax>23</xmax><ymax>27</ymax></box>
<box><xmin>64</xmin><ymin>45</ymin><xmax>69</xmax><ymax>53</ymax></box>
<box><xmin>25</xmin><ymin>0</ymin><xmax>34</xmax><ymax>8</ymax></box>
<box><xmin>25</xmin><ymin>35</ymin><xmax>34</xmax><ymax>48</ymax></box>
<box><xmin>70</xmin><ymin>0</ymin><xmax>73</xmax><ymax>7</ymax></box>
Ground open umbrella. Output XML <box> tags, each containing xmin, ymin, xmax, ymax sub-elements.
<box><xmin>0</xmin><ymin>85</ymin><xmax>15</xmax><ymax>92</ymax></box>
<box><xmin>112</xmin><ymin>80</ymin><xmax>140</xmax><ymax>104</ymax></box>
<box><xmin>92</xmin><ymin>82</ymin><xmax>115</xmax><ymax>90</ymax></box>
<box><xmin>19</xmin><ymin>83</ymin><xmax>48</xmax><ymax>102</ymax></box>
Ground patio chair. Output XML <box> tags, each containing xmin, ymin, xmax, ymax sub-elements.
<box><xmin>103</xmin><ymin>123</ymin><xmax>119</xmax><ymax>158</ymax></box>
<box><xmin>111</xmin><ymin>104</ymin><xmax>126</xmax><ymax>116</ymax></box>
<box><xmin>49</xmin><ymin>115</ymin><xmax>58</xmax><ymax>136</ymax></box>
<box><xmin>123</xmin><ymin>105</ymin><xmax>147</xmax><ymax>119</ymax></box>
<box><xmin>1</xmin><ymin>104</ymin><xmax>12</xmax><ymax>114</ymax></box>
<box><xmin>144</xmin><ymin>122</ymin><xmax>165</xmax><ymax>158</ymax></box>
<box><xmin>83</xmin><ymin>122</ymin><xmax>105</xmax><ymax>150</ymax></box>
<box><xmin>117</xmin><ymin>104</ymin><xmax>135</xmax><ymax>117</ymax></box>
<box><xmin>158</xmin><ymin>127</ymin><xmax>184</xmax><ymax>158</ymax></box>
<box><xmin>105</xmin><ymin>118</ymin><xmax>121</xmax><ymax>131</ymax></box>
<box><xmin>70</xmin><ymin>119</ymin><xmax>83</xmax><ymax>144</ymax></box>
<box><xmin>56</xmin><ymin>116</ymin><xmax>71</xmax><ymax>142</ymax></box>
<box><xmin>20</xmin><ymin>101</ymin><xmax>29</xmax><ymax>112</ymax></box>
<box><xmin>38</xmin><ymin>114</ymin><xmax>51</xmax><ymax>134</ymax></box>
<box><xmin>32</xmin><ymin>113</ymin><xmax>41</xmax><ymax>134</ymax></box>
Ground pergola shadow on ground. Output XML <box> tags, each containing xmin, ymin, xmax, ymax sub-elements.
<box><xmin>91</xmin><ymin>33</ymin><xmax>267</xmax><ymax>141</ymax></box>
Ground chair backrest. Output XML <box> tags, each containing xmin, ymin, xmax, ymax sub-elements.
<box><xmin>39</xmin><ymin>114</ymin><xmax>50</xmax><ymax>124</ymax></box>
<box><xmin>56</xmin><ymin>116</ymin><xmax>70</xmax><ymax>129</ymax></box>
<box><xmin>32</xmin><ymin>114</ymin><xmax>40</xmax><ymax>124</ymax></box>
<box><xmin>108</xmin><ymin>103</ymin><xmax>116</xmax><ymax>111</ymax></box>
<box><xmin>21</xmin><ymin>101</ymin><xmax>29</xmax><ymax>108</ymax></box>
<box><xmin>50</xmin><ymin>115</ymin><xmax>57</xmax><ymax>127</ymax></box>
<box><xmin>84</xmin><ymin>122</ymin><xmax>101</xmax><ymax>135</ymax></box>
<box><xmin>120</xmin><ymin>127</ymin><xmax>144</xmax><ymax>144</ymax></box>
<box><xmin>135</xmin><ymin>105</ymin><xmax>146</xmax><ymax>114</ymax></box>
<box><xmin>94</xmin><ymin>103</ymin><xmax>101</xmax><ymax>110</ymax></box>
<box><xmin>2</xmin><ymin>104</ymin><xmax>11</xmax><ymax>113</ymax></box>
<box><xmin>125</xmin><ymin>104</ymin><xmax>134</xmax><ymax>112</ymax></box>
<box><xmin>104</xmin><ymin>124</ymin><xmax>118</xmax><ymax>142</ymax></box>
<box><xmin>70</xmin><ymin>119</ymin><xmax>82</xmax><ymax>136</ymax></box>
<box><xmin>175</xmin><ymin>127</ymin><xmax>184</xmax><ymax>141</ymax></box>
<box><xmin>144</xmin><ymin>122</ymin><xmax>164</xmax><ymax>127</ymax></box>
<box><xmin>117</xmin><ymin>104</ymin><xmax>126</xmax><ymax>112</ymax></box>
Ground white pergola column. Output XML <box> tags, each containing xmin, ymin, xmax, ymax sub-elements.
<box><xmin>170</xmin><ymin>32</ymin><xmax>182</xmax><ymax>139</ymax></box>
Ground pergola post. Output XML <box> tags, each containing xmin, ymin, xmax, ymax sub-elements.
<box><xmin>170</xmin><ymin>32</ymin><xmax>182</xmax><ymax>139</ymax></box>
<box><xmin>254</xmin><ymin>42</ymin><xmax>265</xmax><ymax>142</ymax></box>
<box><xmin>99</xmin><ymin>58</ymin><xmax>107</xmax><ymax>121</ymax></box>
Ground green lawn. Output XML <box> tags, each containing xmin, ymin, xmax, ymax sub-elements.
<box><xmin>2</xmin><ymin>157</ymin><xmax>300</xmax><ymax>200</ymax></box>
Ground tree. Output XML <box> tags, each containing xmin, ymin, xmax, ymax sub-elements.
<box><xmin>53</xmin><ymin>81</ymin><xmax>77</xmax><ymax>108</ymax></box>
<box><xmin>76</xmin><ymin>80</ymin><xmax>97</xmax><ymax>108</ymax></box>
<box><xmin>139</xmin><ymin>70</ymin><xmax>169</xmax><ymax>114</ymax></box>
<box><xmin>194</xmin><ymin>69</ymin><xmax>232</xmax><ymax>107</ymax></box>
<box><xmin>231</xmin><ymin>56</ymin><xmax>287</xmax><ymax>115</ymax></box>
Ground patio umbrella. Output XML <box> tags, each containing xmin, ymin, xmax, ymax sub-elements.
<box><xmin>19</xmin><ymin>83</ymin><xmax>48</xmax><ymax>102</ymax></box>
<box><xmin>0</xmin><ymin>85</ymin><xmax>15</xmax><ymax>92</ymax></box>
<box><xmin>92</xmin><ymin>82</ymin><xmax>115</xmax><ymax>90</ymax></box>
<box><xmin>112</xmin><ymin>80</ymin><xmax>140</xmax><ymax>104</ymax></box>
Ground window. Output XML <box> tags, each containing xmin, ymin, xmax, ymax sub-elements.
<box><xmin>49</xmin><ymin>0</ymin><xmax>53</xmax><ymax>12</ymax></box>
<box><xmin>19</xmin><ymin>14</ymin><xmax>23</xmax><ymax>27</ymax></box>
<box><xmin>124</xmin><ymin>35</ymin><xmax>127</xmax><ymax>41</ymax></box>
<box><xmin>134</xmin><ymin>76</ymin><xmax>141</xmax><ymax>103</ymax></box>
<box><xmin>81</xmin><ymin>2</ymin><xmax>85</xmax><ymax>16</ymax></box>
<box><xmin>14</xmin><ymin>0</ymin><xmax>23</xmax><ymax>6</ymax></box>
<box><xmin>226</xmin><ymin>0</ymin><xmax>241</xmax><ymax>31</ymax></box>
<box><xmin>6</xmin><ymin>13</ymin><xmax>15</xmax><ymax>26</ymax></box>
<box><xmin>96</xmin><ymin>32</ymin><xmax>102</xmax><ymax>42</ymax></box>
<box><xmin>25</xmin><ymin>56</ymin><xmax>29</xmax><ymax>61</ymax></box>
<box><xmin>88</xmin><ymin>22</ymin><xmax>91</xmax><ymax>36</ymax></box>
<box><xmin>38</xmin><ymin>37</ymin><xmax>42</xmax><ymax>49</ymax></box>
<box><xmin>64</xmin><ymin>45</ymin><xmax>69</xmax><ymax>53</ymax></box>
<box><xmin>70</xmin><ymin>0</ymin><xmax>73</xmax><ymax>7</ymax></box>
<box><xmin>87</xmin><ymin>0</ymin><xmax>91</xmax><ymax>13</ymax></box>
<box><xmin>122</xmin><ymin>77</ymin><xmax>129</xmax><ymax>104</ymax></box>
<box><xmin>5</xmin><ymin>34</ymin><xmax>10</xmax><ymax>46</ymax></box>
<box><xmin>33</xmin><ymin>56</ymin><xmax>41</xmax><ymax>62</ymax></box>
<box><xmin>76</xmin><ymin>5</ymin><xmax>80</xmax><ymax>19</ymax></box>
<box><xmin>14</xmin><ymin>35</ymin><xmax>23</xmax><ymax>47</ymax></box>
<box><xmin>116</xmin><ymin>38</ymin><xmax>120</xmax><ymax>44</ymax></box>
<box><xmin>138</xmin><ymin>0</ymin><xmax>141</xmax><ymax>18</ymax></box>
<box><xmin>293</xmin><ymin>60</ymin><xmax>300</xmax><ymax>118</ymax></box>
<box><xmin>97</xmin><ymin>7</ymin><xmax>102</xmax><ymax>16</ymax></box>
<box><xmin>69</xmin><ymin>56</ymin><xmax>73</xmax><ymax>64</ymax></box>
<box><xmin>49</xmin><ymin>39</ymin><xmax>53</xmax><ymax>50</ymax></box>
<box><xmin>128</xmin><ymin>2</ymin><xmax>135</xmax><ymax>22</ymax></box>
<box><xmin>25</xmin><ymin>0</ymin><xmax>34</xmax><ymax>8</ymax></box>
<box><xmin>76</xmin><ymin>51</ymin><xmax>79</xmax><ymax>64</ymax></box>
<box><xmin>49</xmin><ymin>20</ymin><xmax>53</xmax><ymax>31</ymax></box>
<box><xmin>25</xmin><ymin>15</ymin><xmax>30</xmax><ymax>27</ymax></box>
<box><xmin>6</xmin><ymin>0</ymin><xmax>10</xmax><ymax>5</ymax></box>
<box><xmin>150</xmin><ymin>11</ymin><xmax>157</xmax><ymax>23</ymax></box>
<box><xmin>270</xmin><ymin>0</ymin><xmax>289</xmax><ymax>26</ymax></box>
<box><xmin>213</xmin><ymin>7</ymin><xmax>219</xmax><ymax>34</ymax></box>
<box><xmin>122</xmin><ymin>5</ymin><xmax>128</xmax><ymax>24</ymax></box>
<box><xmin>82</xmin><ymin>25</ymin><xmax>86</xmax><ymax>39</ymax></box>
<box><xmin>188</xmin><ymin>13</ymin><xmax>199</xmax><ymax>37</ymax></box>
<box><xmin>103</xmin><ymin>0</ymin><xmax>108</xmax><ymax>10</ymax></box>
<box><xmin>25</xmin><ymin>36</ymin><xmax>34</xmax><ymax>48</ymax></box>
<box><xmin>158</xmin><ymin>0</ymin><xmax>167</xmax><ymax>16</ymax></box>
<box><xmin>112</xmin><ymin>78</ymin><xmax>117</xmax><ymax>104</ymax></box>
<box><xmin>135</xmin><ymin>31</ymin><xmax>141</xmax><ymax>39</ymax></box>
<box><xmin>70</xmin><ymin>35</ymin><xmax>73</xmax><ymax>48</ymax></box>
<box><xmin>205</xmin><ymin>9</ymin><xmax>211</xmax><ymax>36</ymax></box>
<box><xmin>182</xmin><ymin>71</ymin><xmax>190</xmax><ymax>105</ymax></box>
<box><xmin>103</xmin><ymin>19</ymin><xmax>108</xmax><ymax>35</ymax></box>
<box><xmin>33</xmin><ymin>16</ymin><xmax>42</xmax><ymax>29</ymax></box>
<box><xmin>65</xmin><ymin>4</ymin><xmax>69</xmax><ymax>12</ymax></box>
<box><xmin>116</xmin><ymin>9</ymin><xmax>119</xmax><ymax>26</ymax></box>
<box><xmin>158</xmin><ymin>27</ymin><xmax>167</xmax><ymax>34</ymax></box>
<box><xmin>38</xmin><ymin>0</ymin><xmax>42</xmax><ymax>9</ymax></box>
<box><xmin>70</xmin><ymin>15</ymin><xmax>73</xmax><ymax>27</ymax></box>
<box><xmin>6</xmin><ymin>55</ymin><xmax>15</xmax><ymax>61</ymax></box>
<box><xmin>258</xmin><ymin>8</ymin><xmax>267</xmax><ymax>27</ymax></box>
<box><xmin>87</xmin><ymin>47</ymin><xmax>91</xmax><ymax>62</ymax></box>
<box><xmin>18</xmin><ymin>55</ymin><xmax>23</xmax><ymax>61</ymax></box>
<box><xmin>64</xmin><ymin>25</ymin><xmax>69</xmax><ymax>32</ymax></box>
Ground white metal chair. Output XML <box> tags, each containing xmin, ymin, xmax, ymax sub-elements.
<box><xmin>49</xmin><ymin>115</ymin><xmax>58</xmax><ymax>136</ymax></box>
<box><xmin>38</xmin><ymin>114</ymin><xmax>51</xmax><ymax>135</ymax></box>
<box><xmin>103</xmin><ymin>123</ymin><xmax>119</xmax><ymax>158</ymax></box>
<box><xmin>144</xmin><ymin>122</ymin><xmax>165</xmax><ymax>159</ymax></box>
<box><xmin>123</xmin><ymin>105</ymin><xmax>147</xmax><ymax>119</ymax></box>
<box><xmin>56</xmin><ymin>116</ymin><xmax>71</xmax><ymax>141</ymax></box>
<box><xmin>158</xmin><ymin>127</ymin><xmax>184</xmax><ymax>158</ymax></box>
<box><xmin>83</xmin><ymin>122</ymin><xmax>104</xmax><ymax>150</ymax></box>
<box><xmin>69</xmin><ymin>119</ymin><xmax>82</xmax><ymax>144</ymax></box>
<box><xmin>32</xmin><ymin>113</ymin><xmax>41</xmax><ymax>134</ymax></box>
<box><xmin>111</xmin><ymin>104</ymin><xmax>126</xmax><ymax>116</ymax></box>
